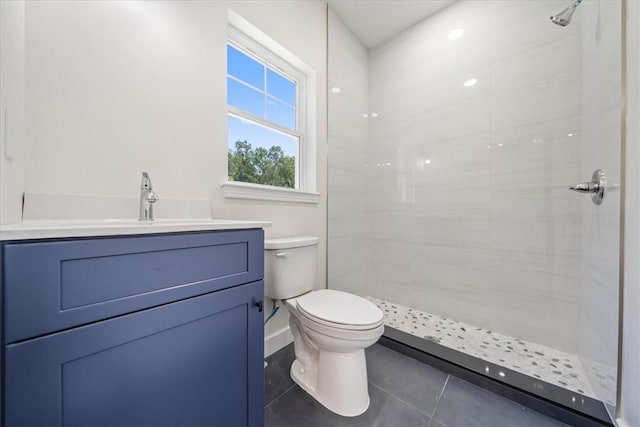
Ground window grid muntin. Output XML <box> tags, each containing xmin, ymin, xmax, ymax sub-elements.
<box><xmin>227</xmin><ymin>42</ymin><xmax>298</xmax><ymax>130</ymax></box>
<box><xmin>227</xmin><ymin>74</ymin><xmax>296</xmax><ymax>111</ymax></box>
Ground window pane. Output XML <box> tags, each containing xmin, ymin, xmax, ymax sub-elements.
<box><xmin>267</xmin><ymin>97</ymin><xmax>296</xmax><ymax>130</ymax></box>
<box><xmin>227</xmin><ymin>77</ymin><xmax>264</xmax><ymax>118</ymax></box>
<box><xmin>227</xmin><ymin>44</ymin><xmax>264</xmax><ymax>89</ymax></box>
<box><xmin>267</xmin><ymin>68</ymin><xmax>296</xmax><ymax>106</ymax></box>
<box><xmin>228</xmin><ymin>114</ymin><xmax>298</xmax><ymax>189</ymax></box>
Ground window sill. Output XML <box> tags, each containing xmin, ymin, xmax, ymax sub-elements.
<box><xmin>222</xmin><ymin>181</ymin><xmax>321</xmax><ymax>204</ymax></box>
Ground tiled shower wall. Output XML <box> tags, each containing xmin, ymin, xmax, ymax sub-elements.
<box><xmin>365</xmin><ymin>0</ymin><xmax>584</xmax><ymax>353</ymax></box>
<box><xmin>327</xmin><ymin>8</ymin><xmax>368</xmax><ymax>297</ymax></box>
<box><xmin>327</xmin><ymin>0</ymin><xmax>620</xmax><ymax>402</ymax></box>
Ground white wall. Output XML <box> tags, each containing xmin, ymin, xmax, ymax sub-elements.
<box><xmin>364</xmin><ymin>0</ymin><xmax>584</xmax><ymax>353</ymax></box>
<box><xmin>619</xmin><ymin>1</ymin><xmax>640</xmax><ymax>425</ymax></box>
<box><xmin>0</xmin><ymin>0</ymin><xmax>25</xmax><ymax>225</ymax></box>
<box><xmin>578</xmin><ymin>0</ymin><xmax>621</xmax><ymax>407</ymax></box>
<box><xmin>327</xmin><ymin>8</ymin><xmax>368</xmax><ymax>297</ymax></box>
<box><xmin>19</xmin><ymin>0</ymin><xmax>327</xmax><ymax>354</ymax></box>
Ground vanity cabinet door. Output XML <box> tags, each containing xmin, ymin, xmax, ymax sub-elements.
<box><xmin>5</xmin><ymin>281</ymin><xmax>264</xmax><ymax>427</ymax></box>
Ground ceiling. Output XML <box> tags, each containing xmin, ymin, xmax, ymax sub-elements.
<box><xmin>328</xmin><ymin>0</ymin><xmax>456</xmax><ymax>49</ymax></box>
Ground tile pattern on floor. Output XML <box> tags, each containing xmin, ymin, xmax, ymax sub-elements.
<box><xmin>265</xmin><ymin>343</ymin><xmax>570</xmax><ymax>427</ymax></box>
<box><xmin>265</xmin><ymin>344</ymin><xmax>296</xmax><ymax>406</ymax></box>
<box><xmin>368</xmin><ymin>297</ymin><xmax>615</xmax><ymax>405</ymax></box>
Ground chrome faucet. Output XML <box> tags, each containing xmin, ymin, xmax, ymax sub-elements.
<box><xmin>139</xmin><ymin>172</ymin><xmax>159</xmax><ymax>221</ymax></box>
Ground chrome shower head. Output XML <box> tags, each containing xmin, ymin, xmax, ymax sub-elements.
<box><xmin>550</xmin><ymin>0</ymin><xmax>583</xmax><ymax>26</ymax></box>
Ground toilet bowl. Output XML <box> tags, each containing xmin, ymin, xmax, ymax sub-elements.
<box><xmin>285</xmin><ymin>290</ymin><xmax>384</xmax><ymax>416</ymax></box>
<box><xmin>264</xmin><ymin>237</ymin><xmax>384</xmax><ymax>416</ymax></box>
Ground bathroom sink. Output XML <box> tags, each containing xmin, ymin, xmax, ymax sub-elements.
<box><xmin>0</xmin><ymin>218</ymin><xmax>272</xmax><ymax>241</ymax></box>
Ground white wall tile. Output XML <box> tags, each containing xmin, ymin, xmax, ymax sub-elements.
<box><xmin>343</xmin><ymin>0</ymin><xmax>615</xmax><ymax>357</ymax></box>
<box><xmin>327</xmin><ymin>8</ymin><xmax>369</xmax><ymax>298</ymax></box>
<box><xmin>331</xmin><ymin>0</ymin><xmax>622</xmax><ymax>388</ymax></box>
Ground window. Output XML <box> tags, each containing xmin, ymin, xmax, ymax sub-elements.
<box><xmin>227</xmin><ymin>42</ymin><xmax>300</xmax><ymax>189</ymax></box>
<box><xmin>224</xmin><ymin>14</ymin><xmax>318</xmax><ymax>204</ymax></box>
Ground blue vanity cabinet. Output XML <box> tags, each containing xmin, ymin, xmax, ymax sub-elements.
<box><xmin>3</xmin><ymin>229</ymin><xmax>265</xmax><ymax>343</ymax></box>
<box><xmin>2</xmin><ymin>229</ymin><xmax>265</xmax><ymax>427</ymax></box>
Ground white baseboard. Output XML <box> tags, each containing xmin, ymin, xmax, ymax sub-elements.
<box><xmin>265</xmin><ymin>326</ymin><xmax>293</xmax><ymax>357</ymax></box>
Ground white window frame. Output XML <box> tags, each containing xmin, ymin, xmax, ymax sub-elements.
<box><xmin>223</xmin><ymin>10</ymin><xmax>319</xmax><ymax>204</ymax></box>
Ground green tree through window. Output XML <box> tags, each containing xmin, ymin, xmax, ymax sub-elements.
<box><xmin>228</xmin><ymin>140</ymin><xmax>295</xmax><ymax>188</ymax></box>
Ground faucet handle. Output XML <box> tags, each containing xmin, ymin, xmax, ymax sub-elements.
<box><xmin>146</xmin><ymin>191</ymin><xmax>159</xmax><ymax>203</ymax></box>
<box><xmin>140</xmin><ymin>171</ymin><xmax>152</xmax><ymax>190</ymax></box>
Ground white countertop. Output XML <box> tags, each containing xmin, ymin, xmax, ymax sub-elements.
<box><xmin>0</xmin><ymin>218</ymin><xmax>272</xmax><ymax>241</ymax></box>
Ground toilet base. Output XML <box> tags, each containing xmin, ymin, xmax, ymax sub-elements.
<box><xmin>290</xmin><ymin>349</ymin><xmax>370</xmax><ymax>417</ymax></box>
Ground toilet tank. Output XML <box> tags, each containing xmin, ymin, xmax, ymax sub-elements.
<box><xmin>264</xmin><ymin>236</ymin><xmax>319</xmax><ymax>300</ymax></box>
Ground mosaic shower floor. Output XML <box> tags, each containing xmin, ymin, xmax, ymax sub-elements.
<box><xmin>368</xmin><ymin>297</ymin><xmax>616</xmax><ymax>406</ymax></box>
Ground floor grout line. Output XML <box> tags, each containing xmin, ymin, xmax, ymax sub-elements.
<box><xmin>264</xmin><ymin>383</ymin><xmax>297</xmax><ymax>410</ymax></box>
<box><xmin>367</xmin><ymin>382</ymin><xmax>434</xmax><ymax>423</ymax></box>
<box><xmin>428</xmin><ymin>374</ymin><xmax>451</xmax><ymax>425</ymax></box>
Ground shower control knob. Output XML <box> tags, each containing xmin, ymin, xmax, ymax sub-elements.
<box><xmin>570</xmin><ymin>182</ymin><xmax>596</xmax><ymax>193</ymax></box>
<box><xmin>569</xmin><ymin>169</ymin><xmax>606</xmax><ymax>205</ymax></box>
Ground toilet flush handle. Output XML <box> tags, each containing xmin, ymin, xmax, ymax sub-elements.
<box><xmin>275</xmin><ymin>252</ymin><xmax>289</xmax><ymax>258</ymax></box>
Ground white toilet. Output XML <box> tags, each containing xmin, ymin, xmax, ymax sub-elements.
<box><xmin>264</xmin><ymin>236</ymin><xmax>384</xmax><ymax>417</ymax></box>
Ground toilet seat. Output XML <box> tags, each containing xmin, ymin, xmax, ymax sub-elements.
<box><xmin>294</xmin><ymin>289</ymin><xmax>384</xmax><ymax>331</ymax></box>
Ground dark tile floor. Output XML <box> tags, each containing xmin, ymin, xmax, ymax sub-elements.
<box><xmin>265</xmin><ymin>343</ymin><xmax>573</xmax><ymax>427</ymax></box>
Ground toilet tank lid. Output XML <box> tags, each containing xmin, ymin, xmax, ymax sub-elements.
<box><xmin>265</xmin><ymin>236</ymin><xmax>319</xmax><ymax>250</ymax></box>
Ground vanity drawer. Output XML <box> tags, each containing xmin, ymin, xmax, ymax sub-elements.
<box><xmin>3</xmin><ymin>229</ymin><xmax>264</xmax><ymax>343</ymax></box>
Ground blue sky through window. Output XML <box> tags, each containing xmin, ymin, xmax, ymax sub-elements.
<box><xmin>227</xmin><ymin>78</ymin><xmax>263</xmax><ymax>117</ymax></box>
<box><xmin>267</xmin><ymin>69</ymin><xmax>295</xmax><ymax>105</ymax></box>
<box><xmin>227</xmin><ymin>43</ymin><xmax>298</xmax><ymax>158</ymax></box>
<box><xmin>227</xmin><ymin>44</ymin><xmax>264</xmax><ymax>88</ymax></box>
<box><xmin>267</xmin><ymin>97</ymin><xmax>295</xmax><ymax>129</ymax></box>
